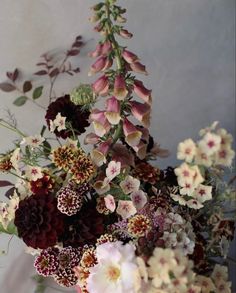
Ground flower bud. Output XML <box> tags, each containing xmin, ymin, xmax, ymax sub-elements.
<box><xmin>122</xmin><ymin>49</ymin><xmax>139</xmax><ymax>64</ymax></box>
<box><xmin>101</xmin><ymin>41</ymin><xmax>112</xmax><ymax>55</ymax></box>
<box><xmin>88</xmin><ymin>43</ymin><xmax>103</xmax><ymax>58</ymax></box>
<box><xmin>89</xmin><ymin>56</ymin><xmax>107</xmax><ymax>76</ymax></box>
<box><xmin>116</xmin><ymin>16</ymin><xmax>127</xmax><ymax>23</ymax></box>
<box><xmin>119</xmin><ymin>29</ymin><xmax>133</xmax><ymax>39</ymax></box>
<box><xmin>123</xmin><ymin>118</ymin><xmax>142</xmax><ymax>147</ymax></box>
<box><xmin>129</xmin><ymin>62</ymin><xmax>148</xmax><ymax>75</ymax></box>
<box><xmin>130</xmin><ymin>101</ymin><xmax>151</xmax><ymax>128</ymax></box>
<box><xmin>92</xmin><ymin>75</ymin><xmax>109</xmax><ymax>96</ymax></box>
<box><xmin>113</xmin><ymin>74</ymin><xmax>128</xmax><ymax>100</ymax></box>
<box><xmin>133</xmin><ymin>80</ymin><xmax>152</xmax><ymax>104</ymax></box>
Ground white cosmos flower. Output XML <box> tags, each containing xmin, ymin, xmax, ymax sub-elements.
<box><xmin>177</xmin><ymin>138</ymin><xmax>196</xmax><ymax>163</ymax></box>
<box><xmin>87</xmin><ymin>241</ymin><xmax>140</xmax><ymax>293</ymax></box>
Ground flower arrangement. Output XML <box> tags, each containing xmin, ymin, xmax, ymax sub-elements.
<box><xmin>0</xmin><ymin>1</ymin><xmax>235</xmax><ymax>293</ymax></box>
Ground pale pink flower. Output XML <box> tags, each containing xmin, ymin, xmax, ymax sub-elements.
<box><xmin>211</xmin><ymin>264</ymin><xmax>228</xmax><ymax>284</ymax></box>
<box><xmin>113</xmin><ymin>74</ymin><xmax>128</xmax><ymax>100</ymax></box>
<box><xmin>133</xmin><ymin>80</ymin><xmax>152</xmax><ymax>104</ymax></box>
<box><xmin>217</xmin><ymin>128</ymin><xmax>233</xmax><ymax>147</ymax></box>
<box><xmin>174</xmin><ymin>163</ymin><xmax>195</xmax><ymax>187</ymax></box>
<box><xmin>101</xmin><ymin>40</ymin><xmax>112</xmax><ymax>55</ymax></box>
<box><xmin>120</xmin><ymin>175</ymin><xmax>140</xmax><ymax>194</ymax></box>
<box><xmin>104</xmin><ymin>194</ymin><xmax>116</xmax><ymax>212</ymax></box>
<box><xmin>25</xmin><ymin>166</ymin><xmax>43</xmax><ymax>181</ymax></box>
<box><xmin>195</xmin><ymin>276</ymin><xmax>216</xmax><ymax>293</ymax></box>
<box><xmin>177</xmin><ymin>139</ymin><xmax>196</xmax><ymax>163</ymax></box>
<box><xmin>88</xmin><ymin>43</ymin><xmax>103</xmax><ymax>58</ymax></box>
<box><xmin>119</xmin><ymin>29</ymin><xmax>133</xmax><ymax>39</ymax></box>
<box><xmin>215</xmin><ymin>280</ymin><xmax>231</xmax><ymax>293</ymax></box>
<box><xmin>131</xmin><ymin>190</ymin><xmax>147</xmax><ymax>210</ymax></box>
<box><xmin>10</xmin><ymin>148</ymin><xmax>21</xmax><ymax>170</ymax></box>
<box><xmin>130</xmin><ymin>101</ymin><xmax>151</xmax><ymax>128</ymax></box>
<box><xmin>123</xmin><ymin>118</ymin><xmax>142</xmax><ymax>147</ymax></box>
<box><xmin>170</xmin><ymin>194</ymin><xmax>187</xmax><ymax>206</ymax></box>
<box><xmin>106</xmin><ymin>160</ymin><xmax>121</xmax><ymax>181</ymax></box>
<box><xmin>105</xmin><ymin>96</ymin><xmax>121</xmax><ymax>125</ymax></box>
<box><xmin>198</xmin><ymin>132</ymin><xmax>221</xmax><ymax>156</ymax></box>
<box><xmin>193</xmin><ymin>184</ymin><xmax>212</xmax><ymax>203</ymax></box>
<box><xmin>89</xmin><ymin>56</ymin><xmax>111</xmax><ymax>75</ymax></box>
<box><xmin>116</xmin><ymin>200</ymin><xmax>137</xmax><ymax>219</ymax></box>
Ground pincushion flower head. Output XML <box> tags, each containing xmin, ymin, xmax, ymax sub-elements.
<box><xmin>87</xmin><ymin>241</ymin><xmax>140</xmax><ymax>293</ymax></box>
<box><xmin>45</xmin><ymin>95</ymin><xmax>90</xmax><ymax>139</ymax></box>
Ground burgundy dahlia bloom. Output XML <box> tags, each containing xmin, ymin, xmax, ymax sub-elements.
<box><xmin>14</xmin><ymin>194</ymin><xmax>64</xmax><ymax>249</ymax></box>
<box><xmin>45</xmin><ymin>95</ymin><xmax>90</xmax><ymax>139</ymax></box>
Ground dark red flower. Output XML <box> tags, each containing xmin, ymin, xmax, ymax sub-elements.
<box><xmin>30</xmin><ymin>173</ymin><xmax>54</xmax><ymax>195</ymax></box>
<box><xmin>45</xmin><ymin>95</ymin><xmax>90</xmax><ymax>139</ymax></box>
<box><xmin>14</xmin><ymin>194</ymin><xmax>64</xmax><ymax>249</ymax></box>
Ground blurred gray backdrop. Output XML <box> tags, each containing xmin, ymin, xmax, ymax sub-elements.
<box><xmin>0</xmin><ymin>0</ymin><xmax>235</xmax><ymax>292</ymax></box>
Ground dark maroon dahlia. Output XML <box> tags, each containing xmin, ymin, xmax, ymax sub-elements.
<box><xmin>45</xmin><ymin>95</ymin><xmax>90</xmax><ymax>139</ymax></box>
<box><xmin>14</xmin><ymin>194</ymin><xmax>64</xmax><ymax>249</ymax></box>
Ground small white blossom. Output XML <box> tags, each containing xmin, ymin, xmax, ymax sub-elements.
<box><xmin>120</xmin><ymin>175</ymin><xmax>140</xmax><ymax>194</ymax></box>
<box><xmin>116</xmin><ymin>200</ymin><xmax>137</xmax><ymax>219</ymax></box>
<box><xmin>177</xmin><ymin>139</ymin><xmax>196</xmax><ymax>163</ymax></box>
<box><xmin>174</xmin><ymin>163</ymin><xmax>195</xmax><ymax>188</ymax></box>
<box><xmin>194</xmin><ymin>147</ymin><xmax>213</xmax><ymax>167</ymax></box>
<box><xmin>170</xmin><ymin>194</ymin><xmax>187</xmax><ymax>206</ymax></box>
<box><xmin>199</xmin><ymin>121</ymin><xmax>219</xmax><ymax>136</ymax></box>
<box><xmin>195</xmin><ymin>276</ymin><xmax>216</xmax><ymax>293</ymax></box>
<box><xmin>193</xmin><ymin>184</ymin><xmax>212</xmax><ymax>203</ymax></box>
<box><xmin>21</xmin><ymin>135</ymin><xmax>45</xmax><ymax>148</ymax></box>
<box><xmin>211</xmin><ymin>264</ymin><xmax>228</xmax><ymax>284</ymax></box>
<box><xmin>106</xmin><ymin>161</ymin><xmax>121</xmax><ymax>181</ymax></box>
<box><xmin>217</xmin><ymin>128</ymin><xmax>233</xmax><ymax>147</ymax></box>
<box><xmin>198</xmin><ymin>132</ymin><xmax>221</xmax><ymax>156</ymax></box>
<box><xmin>191</xmin><ymin>165</ymin><xmax>204</xmax><ymax>188</ymax></box>
<box><xmin>186</xmin><ymin>199</ymin><xmax>203</xmax><ymax>209</ymax></box>
<box><xmin>53</xmin><ymin>113</ymin><xmax>67</xmax><ymax>131</ymax></box>
<box><xmin>25</xmin><ymin>166</ymin><xmax>43</xmax><ymax>181</ymax></box>
<box><xmin>10</xmin><ymin>148</ymin><xmax>21</xmax><ymax>170</ymax></box>
<box><xmin>214</xmin><ymin>146</ymin><xmax>235</xmax><ymax>167</ymax></box>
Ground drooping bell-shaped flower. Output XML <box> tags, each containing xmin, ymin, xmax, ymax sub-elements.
<box><xmin>92</xmin><ymin>75</ymin><xmax>109</xmax><ymax>96</ymax></box>
<box><xmin>130</xmin><ymin>62</ymin><xmax>148</xmax><ymax>75</ymax></box>
<box><xmin>90</xmin><ymin>109</ymin><xmax>111</xmax><ymax>137</ymax></box>
<box><xmin>88</xmin><ymin>43</ymin><xmax>103</xmax><ymax>58</ymax></box>
<box><xmin>101</xmin><ymin>40</ymin><xmax>112</xmax><ymax>55</ymax></box>
<box><xmin>105</xmin><ymin>96</ymin><xmax>121</xmax><ymax>125</ymax></box>
<box><xmin>119</xmin><ymin>29</ymin><xmax>133</xmax><ymax>39</ymax></box>
<box><xmin>133</xmin><ymin>80</ymin><xmax>152</xmax><ymax>104</ymax></box>
<box><xmin>84</xmin><ymin>133</ymin><xmax>100</xmax><ymax>145</ymax></box>
<box><xmin>113</xmin><ymin>74</ymin><xmax>128</xmax><ymax>100</ymax></box>
<box><xmin>123</xmin><ymin>118</ymin><xmax>142</xmax><ymax>147</ymax></box>
<box><xmin>130</xmin><ymin>101</ymin><xmax>151</xmax><ymax>128</ymax></box>
<box><xmin>122</xmin><ymin>49</ymin><xmax>139</xmax><ymax>64</ymax></box>
<box><xmin>89</xmin><ymin>57</ymin><xmax>112</xmax><ymax>76</ymax></box>
<box><xmin>91</xmin><ymin>140</ymin><xmax>112</xmax><ymax>167</ymax></box>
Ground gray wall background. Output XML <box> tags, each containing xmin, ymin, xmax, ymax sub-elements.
<box><xmin>0</xmin><ymin>0</ymin><xmax>235</xmax><ymax>292</ymax></box>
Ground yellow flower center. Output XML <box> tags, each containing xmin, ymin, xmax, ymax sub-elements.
<box><xmin>107</xmin><ymin>265</ymin><xmax>121</xmax><ymax>282</ymax></box>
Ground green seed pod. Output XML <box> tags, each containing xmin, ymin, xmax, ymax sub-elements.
<box><xmin>70</xmin><ymin>84</ymin><xmax>96</xmax><ymax>106</ymax></box>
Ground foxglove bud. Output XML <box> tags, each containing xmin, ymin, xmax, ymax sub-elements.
<box><xmin>92</xmin><ymin>75</ymin><xmax>109</xmax><ymax>96</ymax></box>
<box><xmin>130</xmin><ymin>62</ymin><xmax>148</xmax><ymax>75</ymax></box>
<box><xmin>122</xmin><ymin>49</ymin><xmax>139</xmax><ymax>64</ymax></box>
<box><xmin>119</xmin><ymin>29</ymin><xmax>133</xmax><ymax>39</ymax></box>
<box><xmin>101</xmin><ymin>41</ymin><xmax>112</xmax><ymax>55</ymax></box>
<box><xmin>133</xmin><ymin>80</ymin><xmax>152</xmax><ymax>104</ymax></box>
<box><xmin>89</xmin><ymin>56</ymin><xmax>107</xmax><ymax>75</ymax></box>
<box><xmin>88</xmin><ymin>43</ymin><xmax>103</xmax><ymax>58</ymax></box>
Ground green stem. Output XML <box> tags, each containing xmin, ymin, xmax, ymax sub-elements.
<box><xmin>0</xmin><ymin>120</ymin><xmax>26</xmax><ymax>137</ymax></box>
<box><xmin>8</xmin><ymin>170</ymin><xmax>29</xmax><ymax>182</ymax></box>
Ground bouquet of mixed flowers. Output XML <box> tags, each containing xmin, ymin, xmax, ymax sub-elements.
<box><xmin>0</xmin><ymin>1</ymin><xmax>235</xmax><ymax>292</ymax></box>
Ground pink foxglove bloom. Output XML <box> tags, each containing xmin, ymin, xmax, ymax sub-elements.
<box><xmin>89</xmin><ymin>56</ymin><xmax>109</xmax><ymax>75</ymax></box>
<box><xmin>84</xmin><ymin>133</ymin><xmax>100</xmax><ymax>145</ymax></box>
<box><xmin>119</xmin><ymin>29</ymin><xmax>133</xmax><ymax>39</ymax></box>
<box><xmin>87</xmin><ymin>241</ymin><xmax>139</xmax><ymax>293</ymax></box>
<box><xmin>130</xmin><ymin>61</ymin><xmax>148</xmax><ymax>75</ymax></box>
<box><xmin>111</xmin><ymin>143</ymin><xmax>135</xmax><ymax>167</ymax></box>
<box><xmin>105</xmin><ymin>96</ymin><xmax>121</xmax><ymax>125</ymax></box>
<box><xmin>133</xmin><ymin>80</ymin><xmax>152</xmax><ymax>104</ymax></box>
<box><xmin>106</xmin><ymin>160</ymin><xmax>121</xmax><ymax>181</ymax></box>
<box><xmin>88</xmin><ymin>43</ymin><xmax>103</xmax><ymax>58</ymax></box>
<box><xmin>104</xmin><ymin>194</ymin><xmax>116</xmax><ymax>212</ymax></box>
<box><xmin>101</xmin><ymin>40</ymin><xmax>112</xmax><ymax>55</ymax></box>
<box><xmin>131</xmin><ymin>190</ymin><xmax>147</xmax><ymax>210</ymax></box>
<box><xmin>123</xmin><ymin>118</ymin><xmax>142</xmax><ymax>147</ymax></box>
<box><xmin>120</xmin><ymin>175</ymin><xmax>140</xmax><ymax>194</ymax></box>
<box><xmin>91</xmin><ymin>140</ymin><xmax>111</xmax><ymax>167</ymax></box>
<box><xmin>122</xmin><ymin>49</ymin><xmax>139</xmax><ymax>64</ymax></box>
<box><xmin>132</xmin><ymin>141</ymin><xmax>147</xmax><ymax>160</ymax></box>
<box><xmin>90</xmin><ymin>109</ymin><xmax>110</xmax><ymax>137</ymax></box>
<box><xmin>113</xmin><ymin>74</ymin><xmax>128</xmax><ymax>100</ymax></box>
<box><xmin>116</xmin><ymin>200</ymin><xmax>137</xmax><ymax>219</ymax></box>
<box><xmin>92</xmin><ymin>75</ymin><xmax>109</xmax><ymax>96</ymax></box>
<box><xmin>130</xmin><ymin>101</ymin><xmax>151</xmax><ymax>128</ymax></box>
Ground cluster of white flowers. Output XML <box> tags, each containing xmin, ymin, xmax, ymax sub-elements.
<box><xmin>173</xmin><ymin>122</ymin><xmax>235</xmax><ymax>209</ymax></box>
<box><xmin>0</xmin><ymin>193</ymin><xmax>19</xmax><ymax>230</ymax></box>
<box><xmin>49</xmin><ymin>113</ymin><xmax>67</xmax><ymax>132</ymax></box>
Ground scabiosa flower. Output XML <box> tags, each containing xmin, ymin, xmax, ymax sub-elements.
<box><xmin>87</xmin><ymin>241</ymin><xmax>139</xmax><ymax>293</ymax></box>
<box><xmin>80</xmin><ymin>247</ymin><xmax>97</xmax><ymax>268</ymax></box>
<box><xmin>128</xmin><ymin>214</ymin><xmax>151</xmax><ymax>238</ymax></box>
<box><xmin>30</xmin><ymin>172</ymin><xmax>54</xmax><ymax>195</ymax></box>
<box><xmin>0</xmin><ymin>153</ymin><xmax>12</xmax><ymax>172</ymax></box>
<box><xmin>54</xmin><ymin>267</ymin><xmax>78</xmax><ymax>287</ymax></box>
<box><xmin>45</xmin><ymin>95</ymin><xmax>90</xmax><ymax>139</ymax></box>
<box><xmin>14</xmin><ymin>193</ymin><xmax>64</xmax><ymax>249</ymax></box>
<box><xmin>57</xmin><ymin>184</ymin><xmax>84</xmax><ymax>216</ymax></box>
<box><xmin>34</xmin><ymin>247</ymin><xmax>59</xmax><ymax>276</ymax></box>
<box><xmin>70</xmin><ymin>153</ymin><xmax>95</xmax><ymax>184</ymax></box>
<box><xmin>51</xmin><ymin>145</ymin><xmax>77</xmax><ymax>170</ymax></box>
